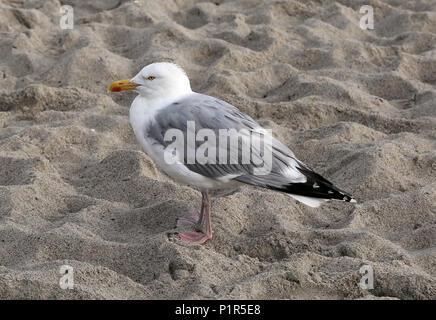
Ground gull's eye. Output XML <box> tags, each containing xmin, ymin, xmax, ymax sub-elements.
<box><xmin>146</xmin><ymin>76</ymin><xmax>155</xmax><ymax>80</ymax></box>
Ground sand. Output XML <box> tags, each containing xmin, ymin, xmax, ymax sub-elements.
<box><xmin>0</xmin><ymin>0</ymin><xmax>435</xmax><ymax>300</ymax></box>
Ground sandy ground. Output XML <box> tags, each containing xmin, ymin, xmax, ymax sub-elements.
<box><xmin>0</xmin><ymin>0</ymin><xmax>435</xmax><ymax>299</ymax></box>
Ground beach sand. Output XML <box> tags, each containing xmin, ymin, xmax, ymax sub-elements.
<box><xmin>0</xmin><ymin>0</ymin><xmax>435</xmax><ymax>299</ymax></box>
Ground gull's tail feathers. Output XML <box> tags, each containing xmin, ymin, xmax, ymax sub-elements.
<box><xmin>267</xmin><ymin>164</ymin><xmax>357</xmax><ymax>208</ymax></box>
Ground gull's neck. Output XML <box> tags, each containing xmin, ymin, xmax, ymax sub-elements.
<box><xmin>130</xmin><ymin>89</ymin><xmax>193</xmax><ymax>127</ymax></box>
<box><xmin>141</xmin><ymin>90</ymin><xmax>192</xmax><ymax>110</ymax></box>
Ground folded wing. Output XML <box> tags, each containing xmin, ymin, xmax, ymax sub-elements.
<box><xmin>146</xmin><ymin>93</ymin><xmax>355</xmax><ymax>207</ymax></box>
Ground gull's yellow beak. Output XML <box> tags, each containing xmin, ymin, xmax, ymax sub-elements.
<box><xmin>108</xmin><ymin>79</ymin><xmax>139</xmax><ymax>92</ymax></box>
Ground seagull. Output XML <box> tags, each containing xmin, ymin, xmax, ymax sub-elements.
<box><xmin>108</xmin><ymin>62</ymin><xmax>356</xmax><ymax>244</ymax></box>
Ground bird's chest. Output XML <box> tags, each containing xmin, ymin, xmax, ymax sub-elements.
<box><xmin>130</xmin><ymin>100</ymin><xmax>155</xmax><ymax>154</ymax></box>
<box><xmin>129</xmin><ymin>98</ymin><xmax>170</xmax><ymax>166</ymax></box>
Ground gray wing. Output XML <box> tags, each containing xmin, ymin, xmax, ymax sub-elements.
<box><xmin>145</xmin><ymin>92</ymin><xmax>307</xmax><ymax>189</ymax></box>
<box><xmin>146</xmin><ymin>92</ymin><xmax>355</xmax><ymax>203</ymax></box>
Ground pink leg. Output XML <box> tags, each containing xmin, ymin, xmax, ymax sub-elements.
<box><xmin>176</xmin><ymin>210</ymin><xmax>203</xmax><ymax>228</ymax></box>
<box><xmin>179</xmin><ymin>191</ymin><xmax>213</xmax><ymax>244</ymax></box>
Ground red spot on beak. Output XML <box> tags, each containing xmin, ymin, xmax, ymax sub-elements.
<box><xmin>108</xmin><ymin>78</ymin><xmax>137</xmax><ymax>92</ymax></box>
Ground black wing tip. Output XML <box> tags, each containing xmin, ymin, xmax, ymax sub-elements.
<box><xmin>338</xmin><ymin>192</ymin><xmax>357</xmax><ymax>203</ymax></box>
<box><xmin>274</xmin><ymin>165</ymin><xmax>357</xmax><ymax>203</ymax></box>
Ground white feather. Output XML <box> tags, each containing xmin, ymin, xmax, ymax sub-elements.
<box><xmin>287</xmin><ymin>194</ymin><xmax>328</xmax><ymax>208</ymax></box>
